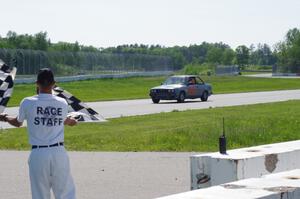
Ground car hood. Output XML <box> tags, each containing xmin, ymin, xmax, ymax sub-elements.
<box><xmin>205</xmin><ymin>83</ymin><xmax>212</xmax><ymax>87</ymax></box>
<box><xmin>151</xmin><ymin>84</ymin><xmax>184</xmax><ymax>90</ymax></box>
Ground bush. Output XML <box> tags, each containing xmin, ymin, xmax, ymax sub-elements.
<box><xmin>52</xmin><ymin>64</ymin><xmax>79</xmax><ymax>76</ymax></box>
<box><xmin>245</xmin><ymin>65</ymin><xmax>272</xmax><ymax>71</ymax></box>
<box><xmin>183</xmin><ymin>63</ymin><xmax>215</xmax><ymax>75</ymax></box>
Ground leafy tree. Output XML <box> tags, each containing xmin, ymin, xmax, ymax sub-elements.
<box><xmin>275</xmin><ymin>28</ymin><xmax>300</xmax><ymax>72</ymax></box>
<box><xmin>0</xmin><ymin>30</ymin><xmax>283</xmax><ymax>73</ymax></box>
<box><xmin>222</xmin><ymin>48</ymin><xmax>235</xmax><ymax>65</ymax></box>
<box><xmin>235</xmin><ymin>45</ymin><xmax>249</xmax><ymax>67</ymax></box>
<box><xmin>34</xmin><ymin>32</ymin><xmax>48</xmax><ymax>51</ymax></box>
<box><xmin>206</xmin><ymin>47</ymin><xmax>223</xmax><ymax>64</ymax></box>
<box><xmin>249</xmin><ymin>43</ymin><xmax>276</xmax><ymax>66</ymax></box>
<box><xmin>73</xmin><ymin>41</ymin><xmax>80</xmax><ymax>52</ymax></box>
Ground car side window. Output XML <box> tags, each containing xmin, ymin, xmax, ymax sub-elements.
<box><xmin>196</xmin><ymin>77</ymin><xmax>204</xmax><ymax>85</ymax></box>
<box><xmin>188</xmin><ymin>77</ymin><xmax>196</xmax><ymax>85</ymax></box>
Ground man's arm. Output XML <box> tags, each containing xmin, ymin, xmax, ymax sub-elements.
<box><xmin>0</xmin><ymin>114</ymin><xmax>23</xmax><ymax>127</ymax></box>
<box><xmin>64</xmin><ymin>116</ymin><xmax>77</xmax><ymax>126</ymax></box>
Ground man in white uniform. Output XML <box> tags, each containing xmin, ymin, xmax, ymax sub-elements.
<box><xmin>0</xmin><ymin>68</ymin><xmax>77</xmax><ymax>199</ymax></box>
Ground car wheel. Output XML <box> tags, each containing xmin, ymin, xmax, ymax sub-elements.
<box><xmin>177</xmin><ymin>92</ymin><xmax>185</xmax><ymax>103</ymax></box>
<box><xmin>152</xmin><ymin>98</ymin><xmax>160</xmax><ymax>104</ymax></box>
<box><xmin>201</xmin><ymin>91</ymin><xmax>208</xmax><ymax>101</ymax></box>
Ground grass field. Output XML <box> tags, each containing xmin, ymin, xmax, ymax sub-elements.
<box><xmin>11</xmin><ymin>77</ymin><xmax>165</xmax><ymax>107</ymax></box>
<box><xmin>9</xmin><ymin>75</ymin><xmax>300</xmax><ymax>107</ymax></box>
<box><xmin>1</xmin><ymin>100</ymin><xmax>300</xmax><ymax>151</ymax></box>
<box><xmin>240</xmin><ymin>71</ymin><xmax>271</xmax><ymax>75</ymax></box>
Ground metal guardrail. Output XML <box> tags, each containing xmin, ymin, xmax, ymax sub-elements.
<box><xmin>272</xmin><ymin>65</ymin><xmax>300</xmax><ymax>75</ymax></box>
<box><xmin>15</xmin><ymin>71</ymin><xmax>174</xmax><ymax>84</ymax></box>
<box><xmin>241</xmin><ymin>69</ymin><xmax>272</xmax><ymax>73</ymax></box>
<box><xmin>272</xmin><ymin>73</ymin><xmax>300</xmax><ymax>76</ymax></box>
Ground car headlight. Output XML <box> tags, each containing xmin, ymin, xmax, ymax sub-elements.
<box><xmin>151</xmin><ymin>89</ymin><xmax>156</xmax><ymax>93</ymax></box>
<box><xmin>168</xmin><ymin>89</ymin><xmax>174</xmax><ymax>93</ymax></box>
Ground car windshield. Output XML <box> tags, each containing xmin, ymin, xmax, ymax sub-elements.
<box><xmin>163</xmin><ymin>77</ymin><xmax>185</xmax><ymax>85</ymax></box>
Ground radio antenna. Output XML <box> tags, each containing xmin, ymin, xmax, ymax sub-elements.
<box><xmin>223</xmin><ymin>117</ymin><xmax>225</xmax><ymax>137</ymax></box>
<box><xmin>219</xmin><ymin>117</ymin><xmax>227</xmax><ymax>154</ymax></box>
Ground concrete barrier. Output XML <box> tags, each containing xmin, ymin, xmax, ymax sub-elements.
<box><xmin>14</xmin><ymin>71</ymin><xmax>173</xmax><ymax>84</ymax></box>
<box><xmin>158</xmin><ymin>169</ymin><xmax>300</xmax><ymax>199</ymax></box>
<box><xmin>191</xmin><ymin>140</ymin><xmax>300</xmax><ymax>190</ymax></box>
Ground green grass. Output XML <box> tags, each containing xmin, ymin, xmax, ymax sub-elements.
<box><xmin>11</xmin><ymin>77</ymin><xmax>166</xmax><ymax>106</ymax></box>
<box><xmin>9</xmin><ymin>75</ymin><xmax>300</xmax><ymax>107</ymax></box>
<box><xmin>240</xmin><ymin>71</ymin><xmax>271</xmax><ymax>75</ymax></box>
<box><xmin>1</xmin><ymin>100</ymin><xmax>300</xmax><ymax>151</ymax></box>
<box><xmin>202</xmin><ymin>75</ymin><xmax>300</xmax><ymax>94</ymax></box>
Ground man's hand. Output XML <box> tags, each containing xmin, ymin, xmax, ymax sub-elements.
<box><xmin>0</xmin><ymin>113</ymin><xmax>23</xmax><ymax>127</ymax></box>
<box><xmin>64</xmin><ymin>116</ymin><xmax>77</xmax><ymax>126</ymax></box>
<box><xmin>0</xmin><ymin>113</ymin><xmax>8</xmax><ymax>122</ymax></box>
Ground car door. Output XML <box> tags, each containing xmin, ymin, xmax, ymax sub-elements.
<box><xmin>187</xmin><ymin>77</ymin><xmax>198</xmax><ymax>98</ymax></box>
<box><xmin>195</xmin><ymin>77</ymin><xmax>205</xmax><ymax>97</ymax></box>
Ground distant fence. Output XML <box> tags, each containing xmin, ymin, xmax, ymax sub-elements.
<box><xmin>0</xmin><ymin>48</ymin><xmax>174</xmax><ymax>75</ymax></box>
<box><xmin>272</xmin><ymin>65</ymin><xmax>300</xmax><ymax>76</ymax></box>
<box><xmin>15</xmin><ymin>71</ymin><xmax>174</xmax><ymax>84</ymax></box>
<box><xmin>215</xmin><ymin>65</ymin><xmax>240</xmax><ymax>76</ymax></box>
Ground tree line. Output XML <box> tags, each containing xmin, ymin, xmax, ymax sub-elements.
<box><xmin>0</xmin><ymin>28</ymin><xmax>299</xmax><ymax>73</ymax></box>
<box><xmin>275</xmin><ymin>28</ymin><xmax>300</xmax><ymax>73</ymax></box>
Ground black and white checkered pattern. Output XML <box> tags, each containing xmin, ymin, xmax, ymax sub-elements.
<box><xmin>0</xmin><ymin>58</ymin><xmax>104</xmax><ymax>122</ymax></box>
<box><xmin>0</xmin><ymin>59</ymin><xmax>16</xmax><ymax>113</ymax></box>
<box><xmin>53</xmin><ymin>86</ymin><xmax>106</xmax><ymax>122</ymax></box>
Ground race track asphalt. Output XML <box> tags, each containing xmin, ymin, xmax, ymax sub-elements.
<box><xmin>2</xmin><ymin>89</ymin><xmax>300</xmax><ymax>129</ymax></box>
<box><xmin>0</xmin><ymin>151</ymin><xmax>196</xmax><ymax>199</ymax></box>
<box><xmin>1</xmin><ymin>89</ymin><xmax>300</xmax><ymax>198</ymax></box>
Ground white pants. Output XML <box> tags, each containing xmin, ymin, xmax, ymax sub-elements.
<box><xmin>28</xmin><ymin>146</ymin><xmax>76</xmax><ymax>199</ymax></box>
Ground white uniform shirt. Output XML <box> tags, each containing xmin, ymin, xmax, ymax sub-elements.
<box><xmin>17</xmin><ymin>93</ymin><xmax>68</xmax><ymax>145</ymax></box>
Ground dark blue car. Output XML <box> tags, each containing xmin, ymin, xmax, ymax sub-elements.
<box><xmin>149</xmin><ymin>75</ymin><xmax>212</xmax><ymax>103</ymax></box>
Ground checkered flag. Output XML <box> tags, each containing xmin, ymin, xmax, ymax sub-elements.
<box><xmin>0</xmin><ymin>59</ymin><xmax>17</xmax><ymax>113</ymax></box>
<box><xmin>53</xmin><ymin>86</ymin><xmax>106</xmax><ymax>122</ymax></box>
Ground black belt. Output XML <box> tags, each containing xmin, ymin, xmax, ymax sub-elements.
<box><xmin>32</xmin><ymin>142</ymin><xmax>64</xmax><ymax>149</ymax></box>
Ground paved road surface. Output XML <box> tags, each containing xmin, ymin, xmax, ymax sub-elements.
<box><xmin>2</xmin><ymin>89</ymin><xmax>300</xmax><ymax>129</ymax></box>
<box><xmin>0</xmin><ymin>151</ymin><xmax>195</xmax><ymax>199</ymax></box>
<box><xmin>1</xmin><ymin>90</ymin><xmax>300</xmax><ymax>198</ymax></box>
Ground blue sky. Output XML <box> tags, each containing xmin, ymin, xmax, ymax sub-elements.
<box><xmin>0</xmin><ymin>0</ymin><xmax>299</xmax><ymax>48</ymax></box>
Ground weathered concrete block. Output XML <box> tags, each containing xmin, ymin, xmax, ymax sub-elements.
<box><xmin>158</xmin><ymin>169</ymin><xmax>300</xmax><ymax>199</ymax></box>
<box><xmin>191</xmin><ymin>140</ymin><xmax>300</xmax><ymax>190</ymax></box>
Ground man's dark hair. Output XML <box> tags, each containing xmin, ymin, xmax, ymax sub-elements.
<box><xmin>37</xmin><ymin>68</ymin><xmax>55</xmax><ymax>87</ymax></box>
